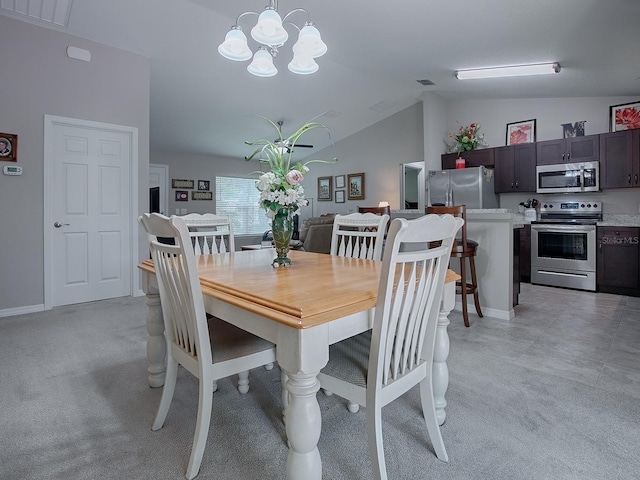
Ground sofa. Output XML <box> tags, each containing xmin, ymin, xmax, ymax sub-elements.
<box><xmin>299</xmin><ymin>215</ymin><xmax>335</xmax><ymax>254</ymax></box>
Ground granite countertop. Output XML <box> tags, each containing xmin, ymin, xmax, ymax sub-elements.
<box><xmin>598</xmin><ymin>214</ymin><xmax>640</xmax><ymax>227</ymax></box>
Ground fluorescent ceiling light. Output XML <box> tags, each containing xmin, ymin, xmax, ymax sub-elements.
<box><xmin>455</xmin><ymin>63</ymin><xmax>561</xmax><ymax>80</ymax></box>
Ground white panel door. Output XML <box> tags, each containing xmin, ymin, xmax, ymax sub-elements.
<box><xmin>50</xmin><ymin>123</ymin><xmax>132</xmax><ymax>306</ymax></box>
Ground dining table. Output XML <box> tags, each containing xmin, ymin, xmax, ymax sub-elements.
<box><xmin>138</xmin><ymin>248</ymin><xmax>459</xmax><ymax>480</ymax></box>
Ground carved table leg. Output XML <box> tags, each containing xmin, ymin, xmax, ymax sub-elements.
<box><xmin>433</xmin><ymin>282</ymin><xmax>455</xmax><ymax>426</ymax></box>
<box><xmin>145</xmin><ymin>287</ymin><xmax>166</xmax><ymax>388</ymax></box>
<box><xmin>284</xmin><ymin>371</ymin><xmax>322</xmax><ymax>480</ymax></box>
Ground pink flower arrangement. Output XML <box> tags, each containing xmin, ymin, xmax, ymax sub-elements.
<box><xmin>447</xmin><ymin>122</ymin><xmax>488</xmax><ymax>153</ymax></box>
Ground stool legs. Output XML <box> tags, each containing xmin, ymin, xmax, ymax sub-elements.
<box><xmin>469</xmin><ymin>256</ymin><xmax>483</xmax><ymax>319</ymax></box>
<box><xmin>457</xmin><ymin>255</ymin><xmax>483</xmax><ymax>327</ymax></box>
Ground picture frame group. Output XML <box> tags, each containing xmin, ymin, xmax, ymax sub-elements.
<box><xmin>506</xmin><ymin>119</ymin><xmax>536</xmax><ymax>145</ymax></box>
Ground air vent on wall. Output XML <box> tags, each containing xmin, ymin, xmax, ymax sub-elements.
<box><xmin>417</xmin><ymin>79</ymin><xmax>436</xmax><ymax>86</ymax></box>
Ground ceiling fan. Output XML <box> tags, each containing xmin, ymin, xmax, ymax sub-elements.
<box><xmin>274</xmin><ymin>120</ymin><xmax>313</xmax><ymax>152</ymax></box>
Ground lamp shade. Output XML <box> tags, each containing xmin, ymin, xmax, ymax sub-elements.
<box><xmin>247</xmin><ymin>48</ymin><xmax>278</xmax><ymax>77</ymax></box>
<box><xmin>218</xmin><ymin>28</ymin><xmax>252</xmax><ymax>61</ymax></box>
<box><xmin>292</xmin><ymin>24</ymin><xmax>327</xmax><ymax>58</ymax></box>
<box><xmin>288</xmin><ymin>55</ymin><xmax>318</xmax><ymax>75</ymax></box>
<box><xmin>251</xmin><ymin>9</ymin><xmax>288</xmax><ymax>46</ymax></box>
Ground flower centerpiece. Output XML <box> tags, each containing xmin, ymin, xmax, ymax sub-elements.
<box><xmin>447</xmin><ymin>122</ymin><xmax>488</xmax><ymax>154</ymax></box>
<box><xmin>245</xmin><ymin>117</ymin><xmax>337</xmax><ymax>267</ymax></box>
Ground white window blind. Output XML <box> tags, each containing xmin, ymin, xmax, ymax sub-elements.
<box><xmin>216</xmin><ymin>176</ymin><xmax>271</xmax><ymax>235</ymax></box>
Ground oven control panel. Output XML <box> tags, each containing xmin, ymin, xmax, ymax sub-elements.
<box><xmin>539</xmin><ymin>200</ymin><xmax>601</xmax><ymax>214</ymax></box>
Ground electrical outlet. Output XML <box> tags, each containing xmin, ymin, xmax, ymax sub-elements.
<box><xmin>175</xmin><ymin>208</ymin><xmax>180</xmax><ymax>215</ymax></box>
<box><xmin>181</xmin><ymin>208</ymin><xmax>187</xmax><ymax>215</ymax></box>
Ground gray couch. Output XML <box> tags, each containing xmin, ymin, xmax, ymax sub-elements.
<box><xmin>299</xmin><ymin>215</ymin><xmax>335</xmax><ymax>254</ymax></box>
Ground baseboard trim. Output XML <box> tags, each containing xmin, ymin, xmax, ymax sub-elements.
<box><xmin>0</xmin><ymin>304</ymin><xmax>46</xmax><ymax>318</ymax></box>
<box><xmin>453</xmin><ymin>302</ymin><xmax>514</xmax><ymax>321</ymax></box>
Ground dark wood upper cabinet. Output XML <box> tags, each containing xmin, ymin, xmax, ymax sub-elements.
<box><xmin>536</xmin><ymin>134</ymin><xmax>599</xmax><ymax>165</ymax></box>
<box><xmin>494</xmin><ymin>143</ymin><xmax>536</xmax><ymax>193</ymax></box>
<box><xmin>441</xmin><ymin>149</ymin><xmax>495</xmax><ymax>170</ymax></box>
<box><xmin>600</xmin><ymin>129</ymin><xmax>640</xmax><ymax>188</ymax></box>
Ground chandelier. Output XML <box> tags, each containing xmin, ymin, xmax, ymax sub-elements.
<box><xmin>217</xmin><ymin>0</ymin><xmax>327</xmax><ymax>77</ymax></box>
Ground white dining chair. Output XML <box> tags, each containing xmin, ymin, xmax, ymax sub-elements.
<box><xmin>179</xmin><ymin>213</ymin><xmax>235</xmax><ymax>254</ymax></box>
<box><xmin>139</xmin><ymin>213</ymin><xmax>276</xmax><ymax>480</ymax></box>
<box><xmin>330</xmin><ymin>212</ymin><xmax>389</xmax><ymax>261</ymax></box>
<box><xmin>181</xmin><ymin>213</ymin><xmax>273</xmax><ymax>374</ymax></box>
<box><xmin>318</xmin><ymin>214</ymin><xmax>463</xmax><ymax>478</ymax></box>
<box><xmin>325</xmin><ymin>211</ymin><xmax>390</xmax><ymax>412</ymax></box>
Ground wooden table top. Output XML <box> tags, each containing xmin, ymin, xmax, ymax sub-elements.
<box><xmin>139</xmin><ymin>249</ymin><xmax>459</xmax><ymax>330</ymax></box>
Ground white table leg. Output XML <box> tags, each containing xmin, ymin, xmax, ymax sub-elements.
<box><xmin>145</xmin><ymin>287</ymin><xmax>166</xmax><ymax>388</ymax></box>
<box><xmin>284</xmin><ymin>371</ymin><xmax>322</xmax><ymax>480</ymax></box>
<box><xmin>433</xmin><ymin>281</ymin><xmax>455</xmax><ymax>426</ymax></box>
<box><xmin>277</xmin><ymin>325</ymin><xmax>328</xmax><ymax>480</ymax></box>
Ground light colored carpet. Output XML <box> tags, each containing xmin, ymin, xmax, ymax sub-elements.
<box><xmin>1</xmin><ymin>295</ymin><xmax>639</xmax><ymax>479</ymax></box>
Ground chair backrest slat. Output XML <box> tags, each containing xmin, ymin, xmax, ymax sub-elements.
<box><xmin>371</xmin><ymin>214</ymin><xmax>463</xmax><ymax>387</ymax></box>
<box><xmin>139</xmin><ymin>213</ymin><xmax>213</xmax><ymax>366</ymax></box>
<box><xmin>330</xmin><ymin>212</ymin><xmax>389</xmax><ymax>261</ymax></box>
<box><xmin>180</xmin><ymin>213</ymin><xmax>235</xmax><ymax>255</ymax></box>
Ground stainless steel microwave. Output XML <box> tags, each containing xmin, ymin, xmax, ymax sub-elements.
<box><xmin>536</xmin><ymin>161</ymin><xmax>600</xmax><ymax>194</ymax></box>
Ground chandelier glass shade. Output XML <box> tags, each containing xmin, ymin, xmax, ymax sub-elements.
<box><xmin>218</xmin><ymin>0</ymin><xmax>326</xmax><ymax>77</ymax></box>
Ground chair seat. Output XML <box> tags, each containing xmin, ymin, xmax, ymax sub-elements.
<box><xmin>451</xmin><ymin>238</ymin><xmax>478</xmax><ymax>254</ymax></box>
<box><xmin>322</xmin><ymin>331</ymin><xmax>371</xmax><ymax>388</ymax></box>
<box><xmin>208</xmin><ymin>317</ymin><xmax>275</xmax><ymax>363</ymax></box>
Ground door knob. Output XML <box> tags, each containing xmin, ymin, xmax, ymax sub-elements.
<box><xmin>54</xmin><ymin>222</ymin><xmax>70</xmax><ymax>228</ymax></box>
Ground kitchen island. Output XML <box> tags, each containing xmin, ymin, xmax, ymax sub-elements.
<box><xmin>392</xmin><ymin>209</ymin><xmax>521</xmax><ymax>321</ymax></box>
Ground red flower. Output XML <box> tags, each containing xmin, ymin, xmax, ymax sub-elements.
<box><xmin>615</xmin><ymin>107</ymin><xmax>640</xmax><ymax>131</ymax></box>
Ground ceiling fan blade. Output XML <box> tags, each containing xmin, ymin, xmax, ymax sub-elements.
<box><xmin>295</xmin><ymin>144</ymin><xmax>314</xmax><ymax>148</ymax></box>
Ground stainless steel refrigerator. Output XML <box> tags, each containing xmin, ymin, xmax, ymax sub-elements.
<box><xmin>427</xmin><ymin>166</ymin><xmax>499</xmax><ymax>209</ymax></box>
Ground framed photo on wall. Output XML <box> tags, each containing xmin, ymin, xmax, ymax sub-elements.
<box><xmin>197</xmin><ymin>180</ymin><xmax>210</xmax><ymax>191</ymax></box>
<box><xmin>347</xmin><ymin>172</ymin><xmax>365</xmax><ymax>200</ymax></box>
<box><xmin>175</xmin><ymin>190</ymin><xmax>189</xmax><ymax>202</ymax></box>
<box><xmin>335</xmin><ymin>175</ymin><xmax>345</xmax><ymax>189</ymax></box>
<box><xmin>609</xmin><ymin>101</ymin><xmax>640</xmax><ymax>132</ymax></box>
<box><xmin>317</xmin><ymin>176</ymin><xmax>332</xmax><ymax>201</ymax></box>
<box><xmin>506</xmin><ymin>119</ymin><xmax>536</xmax><ymax>145</ymax></box>
<box><xmin>0</xmin><ymin>133</ymin><xmax>18</xmax><ymax>162</ymax></box>
<box><xmin>335</xmin><ymin>190</ymin><xmax>345</xmax><ymax>203</ymax></box>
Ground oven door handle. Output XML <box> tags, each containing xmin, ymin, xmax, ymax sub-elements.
<box><xmin>531</xmin><ymin>224</ymin><xmax>596</xmax><ymax>233</ymax></box>
<box><xmin>580</xmin><ymin>165</ymin><xmax>585</xmax><ymax>191</ymax></box>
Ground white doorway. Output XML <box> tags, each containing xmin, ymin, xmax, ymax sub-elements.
<box><xmin>149</xmin><ymin>164</ymin><xmax>169</xmax><ymax>215</ymax></box>
<box><xmin>44</xmin><ymin>115</ymin><xmax>139</xmax><ymax>309</ymax></box>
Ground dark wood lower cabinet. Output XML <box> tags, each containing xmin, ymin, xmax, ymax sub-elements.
<box><xmin>597</xmin><ymin>227</ymin><xmax>640</xmax><ymax>296</ymax></box>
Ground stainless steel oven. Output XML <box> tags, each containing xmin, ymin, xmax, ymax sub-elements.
<box><xmin>530</xmin><ymin>199</ymin><xmax>602</xmax><ymax>291</ymax></box>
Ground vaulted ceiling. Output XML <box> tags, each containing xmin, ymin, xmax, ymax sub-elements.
<box><xmin>2</xmin><ymin>0</ymin><xmax>639</xmax><ymax>158</ymax></box>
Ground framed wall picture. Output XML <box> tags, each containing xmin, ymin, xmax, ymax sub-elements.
<box><xmin>609</xmin><ymin>101</ymin><xmax>640</xmax><ymax>132</ymax></box>
<box><xmin>0</xmin><ymin>133</ymin><xmax>18</xmax><ymax>162</ymax></box>
<box><xmin>192</xmin><ymin>191</ymin><xmax>213</xmax><ymax>200</ymax></box>
<box><xmin>175</xmin><ymin>190</ymin><xmax>189</xmax><ymax>202</ymax></box>
<box><xmin>506</xmin><ymin>119</ymin><xmax>536</xmax><ymax>145</ymax></box>
<box><xmin>197</xmin><ymin>180</ymin><xmax>210</xmax><ymax>191</ymax></box>
<box><xmin>317</xmin><ymin>176</ymin><xmax>332</xmax><ymax>201</ymax></box>
<box><xmin>335</xmin><ymin>190</ymin><xmax>345</xmax><ymax>203</ymax></box>
<box><xmin>335</xmin><ymin>175</ymin><xmax>345</xmax><ymax>189</ymax></box>
<box><xmin>171</xmin><ymin>179</ymin><xmax>194</xmax><ymax>189</ymax></box>
<box><xmin>347</xmin><ymin>172</ymin><xmax>365</xmax><ymax>200</ymax></box>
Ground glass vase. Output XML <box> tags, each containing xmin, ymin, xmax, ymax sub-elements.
<box><xmin>271</xmin><ymin>210</ymin><xmax>293</xmax><ymax>268</ymax></box>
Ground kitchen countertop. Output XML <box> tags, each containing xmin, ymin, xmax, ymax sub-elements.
<box><xmin>598</xmin><ymin>214</ymin><xmax>640</xmax><ymax>227</ymax></box>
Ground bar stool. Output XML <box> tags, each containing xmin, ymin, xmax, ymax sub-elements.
<box><xmin>426</xmin><ymin>205</ymin><xmax>483</xmax><ymax>327</ymax></box>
